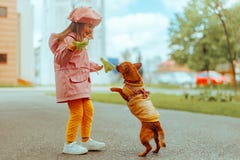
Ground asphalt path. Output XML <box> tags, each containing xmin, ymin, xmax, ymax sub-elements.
<box><xmin>0</xmin><ymin>88</ymin><xmax>240</xmax><ymax>160</ymax></box>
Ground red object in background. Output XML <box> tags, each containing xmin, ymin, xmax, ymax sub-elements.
<box><xmin>195</xmin><ymin>71</ymin><xmax>230</xmax><ymax>86</ymax></box>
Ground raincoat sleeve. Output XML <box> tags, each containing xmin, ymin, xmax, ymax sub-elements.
<box><xmin>89</xmin><ymin>61</ymin><xmax>101</xmax><ymax>72</ymax></box>
<box><xmin>54</xmin><ymin>36</ymin><xmax>77</xmax><ymax>67</ymax></box>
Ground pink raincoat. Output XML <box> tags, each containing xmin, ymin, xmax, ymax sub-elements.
<box><xmin>49</xmin><ymin>32</ymin><xmax>100</xmax><ymax>103</ymax></box>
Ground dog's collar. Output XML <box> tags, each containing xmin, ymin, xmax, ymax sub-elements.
<box><xmin>124</xmin><ymin>80</ymin><xmax>143</xmax><ymax>87</ymax></box>
<box><xmin>124</xmin><ymin>81</ymin><xmax>149</xmax><ymax>101</ymax></box>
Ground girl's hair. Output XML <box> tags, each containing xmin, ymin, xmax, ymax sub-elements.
<box><xmin>57</xmin><ymin>22</ymin><xmax>85</xmax><ymax>42</ymax></box>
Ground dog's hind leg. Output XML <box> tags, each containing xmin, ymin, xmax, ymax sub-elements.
<box><xmin>139</xmin><ymin>139</ymin><xmax>152</xmax><ymax>157</ymax></box>
<box><xmin>153</xmin><ymin>122</ymin><xmax>166</xmax><ymax>153</ymax></box>
<box><xmin>153</xmin><ymin>127</ymin><xmax>160</xmax><ymax>153</ymax></box>
<box><xmin>139</xmin><ymin>125</ymin><xmax>152</xmax><ymax>157</ymax></box>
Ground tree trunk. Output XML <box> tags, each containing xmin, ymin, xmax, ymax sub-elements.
<box><xmin>216</xmin><ymin>11</ymin><xmax>238</xmax><ymax>94</ymax></box>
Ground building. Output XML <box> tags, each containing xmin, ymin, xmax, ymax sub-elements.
<box><xmin>0</xmin><ymin>0</ymin><xmax>19</xmax><ymax>85</ymax></box>
<box><xmin>158</xmin><ymin>60</ymin><xmax>191</xmax><ymax>73</ymax></box>
<box><xmin>0</xmin><ymin>0</ymin><xmax>106</xmax><ymax>86</ymax></box>
<box><xmin>0</xmin><ymin>0</ymin><xmax>33</xmax><ymax>86</ymax></box>
<box><xmin>17</xmin><ymin>0</ymin><xmax>34</xmax><ymax>85</ymax></box>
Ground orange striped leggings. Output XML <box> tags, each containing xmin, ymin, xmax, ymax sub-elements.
<box><xmin>66</xmin><ymin>98</ymin><xmax>94</xmax><ymax>142</ymax></box>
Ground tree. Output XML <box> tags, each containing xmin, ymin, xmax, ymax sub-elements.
<box><xmin>207</xmin><ymin>0</ymin><xmax>238</xmax><ymax>91</ymax></box>
<box><xmin>168</xmin><ymin>0</ymin><xmax>240</xmax><ymax>92</ymax></box>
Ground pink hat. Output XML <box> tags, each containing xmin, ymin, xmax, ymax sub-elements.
<box><xmin>68</xmin><ymin>7</ymin><xmax>102</xmax><ymax>27</ymax></box>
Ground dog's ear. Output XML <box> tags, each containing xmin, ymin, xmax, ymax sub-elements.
<box><xmin>134</xmin><ymin>63</ymin><xmax>142</xmax><ymax>70</ymax></box>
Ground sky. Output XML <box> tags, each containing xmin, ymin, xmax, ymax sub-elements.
<box><xmin>104</xmin><ymin>0</ymin><xmax>191</xmax><ymax>63</ymax></box>
<box><xmin>31</xmin><ymin>0</ymin><xmax>239</xmax><ymax>64</ymax></box>
<box><xmin>104</xmin><ymin>0</ymin><xmax>239</xmax><ymax>63</ymax></box>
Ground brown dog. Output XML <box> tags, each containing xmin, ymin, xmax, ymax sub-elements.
<box><xmin>110</xmin><ymin>62</ymin><xmax>166</xmax><ymax>157</ymax></box>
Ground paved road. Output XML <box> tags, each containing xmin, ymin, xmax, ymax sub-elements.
<box><xmin>0</xmin><ymin>88</ymin><xmax>240</xmax><ymax>160</ymax></box>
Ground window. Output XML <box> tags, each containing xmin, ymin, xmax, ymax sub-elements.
<box><xmin>0</xmin><ymin>7</ymin><xmax>7</xmax><ymax>17</ymax></box>
<box><xmin>0</xmin><ymin>54</ymin><xmax>7</xmax><ymax>64</ymax></box>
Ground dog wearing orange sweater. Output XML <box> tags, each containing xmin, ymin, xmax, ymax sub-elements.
<box><xmin>110</xmin><ymin>62</ymin><xmax>166</xmax><ymax>157</ymax></box>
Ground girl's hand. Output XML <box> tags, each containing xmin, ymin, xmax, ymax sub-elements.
<box><xmin>96</xmin><ymin>65</ymin><xmax>103</xmax><ymax>71</ymax></box>
<box><xmin>67</xmin><ymin>43</ymin><xmax>77</xmax><ymax>52</ymax></box>
<box><xmin>72</xmin><ymin>39</ymin><xmax>89</xmax><ymax>50</ymax></box>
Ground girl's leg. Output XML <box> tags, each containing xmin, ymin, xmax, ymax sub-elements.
<box><xmin>81</xmin><ymin>98</ymin><xmax>94</xmax><ymax>142</ymax></box>
<box><xmin>80</xmin><ymin>98</ymin><xmax>106</xmax><ymax>150</ymax></box>
<box><xmin>66</xmin><ymin>99</ymin><xmax>83</xmax><ymax>143</ymax></box>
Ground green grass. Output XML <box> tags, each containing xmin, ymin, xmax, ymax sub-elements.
<box><xmin>91</xmin><ymin>93</ymin><xmax>240</xmax><ymax>118</ymax></box>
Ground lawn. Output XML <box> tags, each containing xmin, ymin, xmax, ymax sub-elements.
<box><xmin>91</xmin><ymin>93</ymin><xmax>240</xmax><ymax>118</ymax></box>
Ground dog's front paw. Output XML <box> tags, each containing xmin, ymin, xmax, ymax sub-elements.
<box><xmin>110</xmin><ymin>87</ymin><xmax>121</xmax><ymax>92</ymax></box>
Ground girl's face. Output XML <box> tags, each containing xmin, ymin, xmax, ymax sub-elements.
<box><xmin>82</xmin><ymin>23</ymin><xmax>94</xmax><ymax>39</ymax></box>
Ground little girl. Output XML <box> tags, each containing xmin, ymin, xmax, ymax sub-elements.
<box><xmin>49</xmin><ymin>7</ymin><xmax>105</xmax><ymax>155</ymax></box>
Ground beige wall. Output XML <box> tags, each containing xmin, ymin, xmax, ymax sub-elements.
<box><xmin>0</xmin><ymin>0</ymin><xmax>19</xmax><ymax>85</ymax></box>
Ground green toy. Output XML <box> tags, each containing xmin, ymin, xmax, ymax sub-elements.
<box><xmin>100</xmin><ymin>57</ymin><xmax>115</xmax><ymax>73</ymax></box>
<box><xmin>72</xmin><ymin>38</ymin><xmax>89</xmax><ymax>50</ymax></box>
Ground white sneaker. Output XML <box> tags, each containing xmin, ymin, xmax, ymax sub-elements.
<box><xmin>81</xmin><ymin>138</ymin><xmax>106</xmax><ymax>151</ymax></box>
<box><xmin>63</xmin><ymin>142</ymin><xmax>88</xmax><ymax>154</ymax></box>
